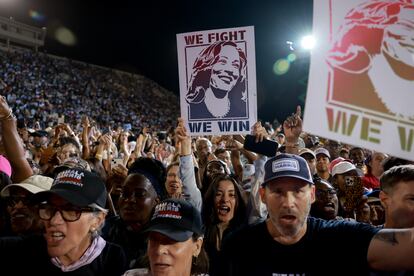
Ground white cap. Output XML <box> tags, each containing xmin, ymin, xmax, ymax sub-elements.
<box><xmin>242</xmin><ymin>164</ymin><xmax>255</xmax><ymax>180</ymax></box>
<box><xmin>315</xmin><ymin>147</ymin><xmax>331</xmax><ymax>159</ymax></box>
<box><xmin>1</xmin><ymin>175</ymin><xmax>53</xmax><ymax>197</ymax></box>
<box><xmin>299</xmin><ymin>148</ymin><xmax>316</xmax><ymax>159</ymax></box>
<box><xmin>331</xmin><ymin>161</ymin><xmax>357</xmax><ymax>177</ymax></box>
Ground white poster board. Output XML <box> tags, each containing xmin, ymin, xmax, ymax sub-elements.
<box><xmin>177</xmin><ymin>26</ymin><xmax>257</xmax><ymax>136</ymax></box>
<box><xmin>303</xmin><ymin>0</ymin><xmax>414</xmax><ymax>161</ymax></box>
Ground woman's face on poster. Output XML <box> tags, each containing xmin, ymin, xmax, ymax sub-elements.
<box><xmin>210</xmin><ymin>45</ymin><xmax>240</xmax><ymax>93</ymax></box>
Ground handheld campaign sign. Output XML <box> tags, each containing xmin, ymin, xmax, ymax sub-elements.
<box><xmin>177</xmin><ymin>26</ymin><xmax>257</xmax><ymax>136</ymax></box>
<box><xmin>303</xmin><ymin>0</ymin><xmax>414</xmax><ymax>161</ymax></box>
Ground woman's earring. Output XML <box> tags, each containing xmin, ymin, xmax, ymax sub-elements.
<box><xmin>192</xmin><ymin>255</ymin><xmax>198</xmax><ymax>266</ymax></box>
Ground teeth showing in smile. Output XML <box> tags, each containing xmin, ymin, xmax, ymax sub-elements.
<box><xmin>219</xmin><ymin>76</ymin><xmax>232</xmax><ymax>83</ymax></box>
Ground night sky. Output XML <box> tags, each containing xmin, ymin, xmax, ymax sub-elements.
<box><xmin>0</xmin><ymin>0</ymin><xmax>313</xmax><ymax>124</ymax></box>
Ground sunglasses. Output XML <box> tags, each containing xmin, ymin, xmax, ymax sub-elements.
<box><xmin>38</xmin><ymin>203</ymin><xmax>97</xmax><ymax>222</ymax></box>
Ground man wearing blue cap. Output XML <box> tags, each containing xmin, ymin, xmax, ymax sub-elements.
<box><xmin>220</xmin><ymin>153</ymin><xmax>414</xmax><ymax>275</ymax></box>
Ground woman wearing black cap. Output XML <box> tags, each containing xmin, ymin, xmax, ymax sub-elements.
<box><xmin>0</xmin><ymin>168</ymin><xmax>127</xmax><ymax>275</ymax></box>
<box><xmin>123</xmin><ymin>198</ymin><xmax>208</xmax><ymax>276</ymax></box>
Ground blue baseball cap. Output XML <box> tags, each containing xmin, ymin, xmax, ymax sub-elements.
<box><xmin>144</xmin><ymin>199</ymin><xmax>204</xmax><ymax>242</ymax></box>
<box><xmin>262</xmin><ymin>153</ymin><xmax>314</xmax><ymax>186</ymax></box>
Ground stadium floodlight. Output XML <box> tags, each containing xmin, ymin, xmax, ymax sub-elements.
<box><xmin>300</xmin><ymin>35</ymin><xmax>316</xmax><ymax>50</ymax></box>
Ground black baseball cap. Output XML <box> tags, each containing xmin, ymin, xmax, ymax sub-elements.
<box><xmin>144</xmin><ymin>199</ymin><xmax>204</xmax><ymax>242</ymax></box>
<box><xmin>262</xmin><ymin>153</ymin><xmax>314</xmax><ymax>186</ymax></box>
<box><xmin>33</xmin><ymin>168</ymin><xmax>107</xmax><ymax>208</ymax></box>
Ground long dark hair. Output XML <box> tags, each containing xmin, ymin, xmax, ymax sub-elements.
<box><xmin>202</xmin><ymin>174</ymin><xmax>247</xmax><ymax>228</ymax></box>
<box><xmin>191</xmin><ymin>233</ymin><xmax>209</xmax><ymax>275</ymax></box>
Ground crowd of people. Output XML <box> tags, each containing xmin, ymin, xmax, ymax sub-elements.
<box><xmin>0</xmin><ymin>47</ymin><xmax>179</xmax><ymax>132</ymax></box>
<box><xmin>0</xmin><ymin>46</ymin><xmax>413</xmax><ymax>275</ymax></box>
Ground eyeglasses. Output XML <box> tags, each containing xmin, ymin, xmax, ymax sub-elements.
<box><xmin>5</xmin><ymin>196</ymin><xmax>31</xmax><ymax>207</ymax></box>
<box><xmin>316</xmin><ymin>189</ymin><xmax>337</xmax><ymax>198</ymax></box>
<box><xmin>38</xmin><ymin>204</ymin><xmax>96</xmax><ymax>222</ymax></box>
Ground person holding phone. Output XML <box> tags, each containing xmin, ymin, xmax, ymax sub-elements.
<box><xmin>220</xmin><ymin>153</ymin><xmax>414</xmax><ymax>275</ymax></box>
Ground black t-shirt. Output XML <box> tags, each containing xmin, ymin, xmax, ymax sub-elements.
<box><xmin>102</xmin><ymin>215</ymin><xmax>149</xmax><ymax>269</ymax></box>
<box><xmin>0</xmin><ymin>234</ymin><xmax>127</xmax><ymax>275</ymax></box>
<box><xmin>220</xmin><ymin>217</ymin><xmax>380</xmax><ymax>276</ymax></box>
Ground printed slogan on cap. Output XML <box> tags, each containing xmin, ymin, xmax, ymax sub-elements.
<box><xmin>177</xmin><ymin>26</ymin><xmax>257</xmax><ymax>135</ymax></box>
<box><xmin>303</xmin><ymin>0</ymin><xmax>414</xmax><ymax>161</ymax></box>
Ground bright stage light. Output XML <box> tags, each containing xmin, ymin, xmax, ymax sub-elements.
<box><xmin>300</xmin><ymin>35</ymin><xmax>316</xmax><ymax>50</ymax></box>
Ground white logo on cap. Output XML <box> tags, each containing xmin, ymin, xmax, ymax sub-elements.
<box><xmin>272</xmin><ymin>158</ymin><xmax>300</xmax><ymax>173</ymax></box>
<box><xmin>54</xmin><ymin>170</ymin><xmax>85</xmax><ymax>187</ymax></box>
<box><xmin>153</xmin><ymin>202</ymin><xmax>182</xmax><ymax>220</ymax></box>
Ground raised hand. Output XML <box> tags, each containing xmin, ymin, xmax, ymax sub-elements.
<box><xmin>224</xmin><ymin>136</ymin><xmax>243</xmax><ymax>151</ymax></box>
<box><xmin>175</xmin><ymin>118</ymin><xmax>191</xmax><ymax>156</ymax></box>
<box><xmin>283</xmin><ymin>105</ymin><xmax>302</xmax><ymax>143</ymax></box>
<box><xmin>252</xmin><ymin>121</ymin><xmax>269</xmax><ymax>143</ymax></box>
<box><xmin>81</xmin><ymin>115</ymin><xmax>90</xmax><ymax>128</ymax></box>
<box><xmin>0</xmin><ymin>95</ymin><xmax>13</xmax><ymax>119</ymax></box>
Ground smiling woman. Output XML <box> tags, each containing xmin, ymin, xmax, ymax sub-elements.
<box><xmin>186</xmin><ymin>41</ymin><xmax>248</xmax><ymax>119</ymax></box>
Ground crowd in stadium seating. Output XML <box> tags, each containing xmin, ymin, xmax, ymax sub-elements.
<box><xmin>0</xmin><ymin>48</ymin><xmax>179</xmax><ymax>132</ymax></box>
<box><xmin>0</xmin><ymin>46</ymin><xmax>413</xmax><ymax>275</ymax></box>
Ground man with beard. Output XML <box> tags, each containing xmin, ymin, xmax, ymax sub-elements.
<box><xmin>220</xmin><ymin>153</ymin><xmax>414</xmax><ymax>275</ymax></box>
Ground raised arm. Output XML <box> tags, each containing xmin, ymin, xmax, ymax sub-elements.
<box><xmin>233</xmin><ymin>134</ymin><xmax>258</xmax><ymax>163</ymax></box>
<box><xmin>224</xmin><ymin>136</ymin><xmax>244</xmax><ymax>182</ymax></box>
<box><xmin>368</xmin><ymin>228</ymin><xmax>414</xmax><ymax>271</ymax></box>
<box><xmin>246</xmin><ymin>122</ymin><xmax>269</xmax><ymax>224</ymax></box>
<box><xmin>81</xmin><ymin>116</ymin><xmax>91</xmax><ymax>159</ymax></box>
<box><xmin>283</xmin><ymin>105</ymin><xmax>303</xmax><ymax>155</ymax></box>
<box><xmin>0</xmin><ymin>96</ymin><xmax>33</xmax><ymax>182</ymax></box>
<box><xmin>176</xmin><ymin>118</ymin><xmax>202</xmax><ymax>211</ymax></box>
